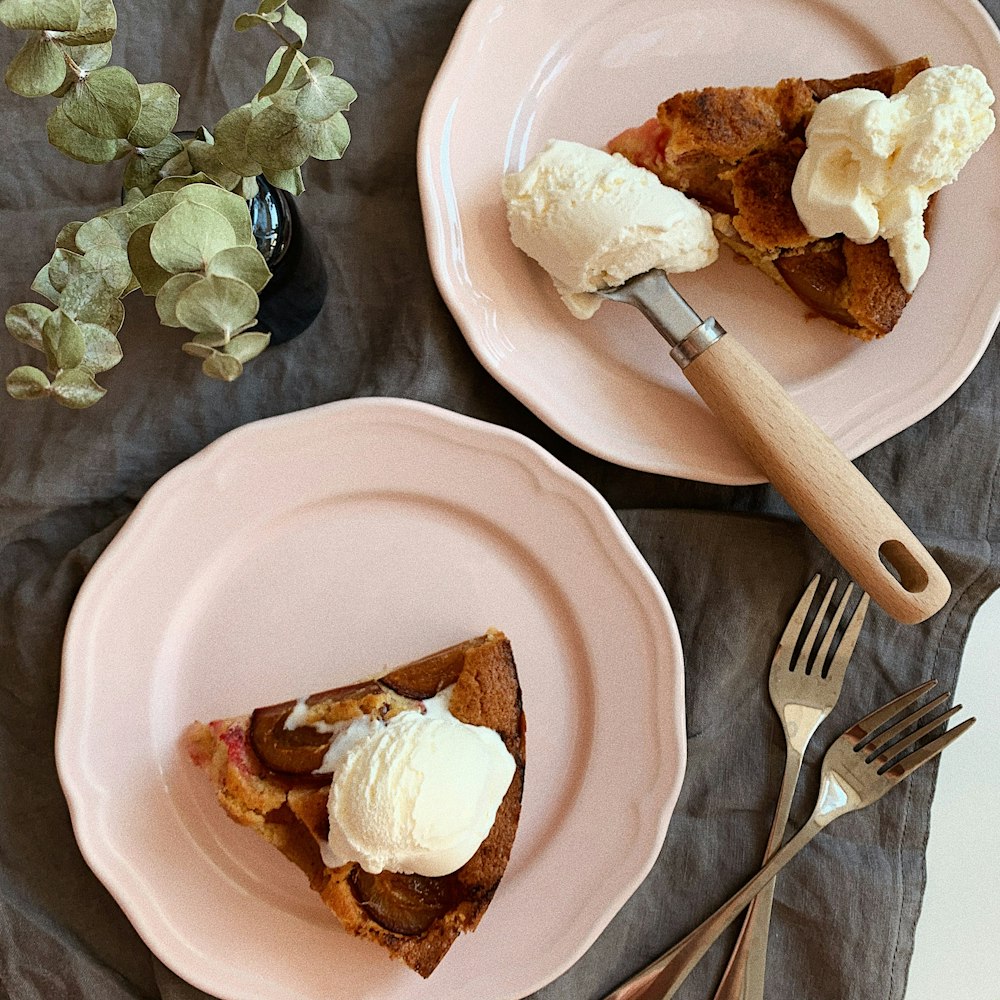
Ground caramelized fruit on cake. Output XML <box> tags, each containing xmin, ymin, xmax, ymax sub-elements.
<box><xmin>608</xmin><ymin>58</ymin><xmax>932</xmax><ymax>340</ymax></box>
<box><xmin>185</xmin><ymin>629</ymin><xmax>526</xmax><ymax>978</ymax></box>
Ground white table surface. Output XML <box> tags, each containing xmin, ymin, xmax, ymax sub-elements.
<box><xmin>906</xmin><ymin>588</ymin><xmax>1000</xmax><ymax>999</ymax></box>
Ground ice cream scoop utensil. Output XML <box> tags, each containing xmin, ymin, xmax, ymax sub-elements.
<box><xmin>713</xmin><ymin>577</ymin><xmax>868</xmax><ymax>1000</ymax></box>
<box><xmin>599</xmin><ymin>271</ymin><xmax>950</xmax><ymax>624</ymax></box>
<box><xmin>599</xmin><ymin>680</ymin><xmax>974</xmax><ymax>1000</ymax></box>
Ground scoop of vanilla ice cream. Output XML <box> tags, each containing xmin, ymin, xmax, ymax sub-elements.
<box><xmin>791</xmin><ymin>65</ymin><xmax>995</xmax><ymax>292</ymax></box>
<box><xmin>502</xmin><ymin>139</ymin><xmax>718</xmax><ymax>319</ymax></box>
<box><xmin>318</xmin><ymin>708</ymin><xmax>516</xmax><ymax>877</ymax></box>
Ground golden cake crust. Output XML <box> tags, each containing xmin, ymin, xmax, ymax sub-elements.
<box><xmin>608</xmin><ymin>57</ymin><xmax>933</xmax><ymax>339</ymax></box>
<box><xmin>185</xmin><ymin>629</ymin><xmax>525</xmax><ymax>979</ymax></box>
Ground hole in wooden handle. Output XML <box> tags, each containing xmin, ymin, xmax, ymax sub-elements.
<box><xmin>879</xmin><ymin>540</ymin><xmax>929</xmax><ymax>594</ymax></box>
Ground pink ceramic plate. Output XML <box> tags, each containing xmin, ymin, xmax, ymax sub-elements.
<box><xmin>56</xmin><ymin>398</ymin><xmax>685</xmax><ymax>1000</ymax></box>
<box><xmin>418</xmin><ymin>0</ymin><xmax>1000</xmax><ymax>484</ymax></box>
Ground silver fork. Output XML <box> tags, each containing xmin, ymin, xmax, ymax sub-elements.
<box><xmin>713</xmin><ymin>576</ymin><xmax>869</xmax><ymax>1000</ymax></box>
<box><xmin>601</xmin><ymin>680</ymin><xmax>975</xmax><ymax>1000</ymax></box>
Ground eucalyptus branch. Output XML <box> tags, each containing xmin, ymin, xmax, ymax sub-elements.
<box><xmin>0</xmin><ymin>0</ymin><xmax>356</xmax><ymax>407</ymax></box>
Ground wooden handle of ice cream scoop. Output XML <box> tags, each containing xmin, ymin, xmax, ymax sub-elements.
<box><xmin>682</xmin><ymin>332</ymin><xmax>950</xmax><ymax>624</ymax></box>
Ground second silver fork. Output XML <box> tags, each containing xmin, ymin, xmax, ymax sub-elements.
<box><xmin>713</xmin><ymin>576</ymin><xmax>870</xmax><ymax>1000</ymax></box>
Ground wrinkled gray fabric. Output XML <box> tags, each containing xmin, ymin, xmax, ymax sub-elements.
<box><xmin>1</xmin><ymin>2</ymin><xmax>998</xmax><ymax>999</ymax></box>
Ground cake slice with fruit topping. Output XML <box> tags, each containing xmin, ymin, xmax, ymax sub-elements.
<box><xmin>608</xmin><ymin>59</ymin><xmax>932</xmax><ymax>338</ymax></box>
<box><xmin>185</xmin><ymin>628</ymin><xmax>525</xmax><ymax>978</ymax></box>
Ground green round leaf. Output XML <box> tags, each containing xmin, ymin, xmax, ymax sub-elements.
<box><xmin>289</xmin><ymin>56</ymin><xmax>333</xmax><ymax>89</ymax></box>
<box><xmin>174</xmin><ymin>275</ymin><xmax>259</xmax><ymax>337</ymax></box>
<box><xmin>189</xmin><ymin>330</ymin><xmax>228</xmax><ymax>349</ymax></box>
<box><xmin>224</xmin><ymin>330</ymin><xmax>270</xmax><ymax>363</ymax></box>
<box><xmin>151</xmin><ymin>171</ymin><xmax>215</xmax><ymax>194</ymax></box>
<box><xmin>123</xmin><ymin>133</ymin><xmax>184</xmax><ymax>195</ymax></box>
<box><xmin>174</xmin><ymin>185</ymin><xmax>254</xmax><ymax>246</ymax></box>
<box><xmin>6</xmin><ymin>365</ymin><xmax>51</xmax><ymax>399</ymax></box>
<box><xmin>62</xmin><ymin>65</ymin><xmax>141</xmax><ymax>140</ymax></box>
<box><xmin>149</xmin><ymin>202</ymin><xmax>237</xmax><ymax>273</ymax></box>
<box><xmin>6</xmin><ymin>302</ymin><xmax>52</xmax><ymax>351</ymax></box>
<box><xmin>276</xmin><ymin>74</ymin><xmax>356</xmax><ymax>123</ymax></box>
<box><xmin>234</xmin><ymin>11</ymin><xmax>279</xmax><ymax>30</ymax></box>
<box><xmin>259</xmin><ymin>43</ymin><xmax>305</xmax><ymax>100</ymax></box>
<box><xmin>128</xmin><ymin>222</ymin><xmax>171</xmax><ymax>295</ymax></box>
<box><xmin>0</xmin><ymin>0</ymin><xmax>81</xmax><ymax>31</ymax></box>
<box><xmin>246</xmin><ymin>104</ymin><xmax>312</xmax><ymax>171</ymax></box>
<box><xmin>206</xmin><ymin>245</ymin><xmax>272</xmax><ymax>292</ymax></box>
<box><xmin>124</xmin><ymin>190</ymin><xmax>177</xmax><ymax>232</ymax></box>
<box><xmin>212</xmin><ymin>104</ymin><xmax>263</xmax><ymax>177</ymax></box>
<box><xmin>51</xmin><ymin>367</ymin><xmax>105</xmax><ymax>407</ymax></box>
<box><xmin>262</xmin><ymin>166</ymin><xmax>303</xmax><ymax>196</ymax></box>
<box><xmin>104</xmin><ymin>298</ymin><xmax>124</xmax><ymax>334</ymax></box>
<box><xmin>155</xmin><ymin>272</ymin><xmax>202</xmax><ymax>327</ymax></box>
<box><xmin>280</xmin><ymin>3</ymin><xmax>306</xmax><ymax>43</ymax></box>
<box><xmin>57</xmin><ymin>272</ymin><xmax>116</xmax><ymax>324</ymax></box>
<box><xmin>31</xmin><ymin>263</ymin><xmax>60</xmax><ymax>305</ymax></box>
<box><xmin>55</xmin><ymin>220</ymin><xmax>83</xmax><ymax>252</ymax></box>
<box><xmin>128</xmin><ymin>82</ymin><xmax>179</xmax><ymax>148</ymax></box>
<box><xmin>257</xmin><ymin>0</ymin><xmax>287</xmax><ymax>14</ymax></box>
<box><xmin>78</xmin><ymin>322</ymin><xmax>122</xmax><ymax>373</ymax></box>
<box><xmin>47</xmin><ymin>102</ymin><xmax>122</xmax><ymax>163</ymax></box>
<box><xmin>43</xmin><ymin>309</ymin><xmax>85</xmax><ymax>369</ymax></box>
<box><xmin>202</xmin><ymin>350</ymin><xmax>243</xmax><ymax>382</ymax></box>
<box><xmin>75</xmin><ymin>216</ymin><xmax>122</xmax><ymax>251</ymax></box>
<box><xmin>308</xmin><ymin>111</ymin><xmax>350</xmax><ymax>160</ymax></box>
<box><xmin>49</xmin><ymin>248</ymin><xmax>84</xmax><ymax>292</ymax></box>
<box><xmin>5</xmin><ymin>34</ymin><xmax>67</xmax><ymax>98</ymax></box>
<box><xmin>181</xmin><ymin>341</ymin><xmax>214</xmax><ymax>360</ymax></box>
<box><xmin>50</xmin><ymin>0</ymin><xmax>114</xmax><ymax>44</ymax></box>
<box><xmin>51</xmin><ymin>39</ymin><xmax>111</xmax><ymax>95</ymax></box>
<box><xmin>82</xmin><ymin>246</ymin><xmax>132</xmax><ymax>295</ymax></box>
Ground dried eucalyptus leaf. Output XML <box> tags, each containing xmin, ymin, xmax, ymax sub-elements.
<box><xmin>281</xmin><ymin>73</ymin><xmax>356</xmax><ymax>123</ymax></box>
<box><xmin>49</xmin><ymin>0</ymin><xmax>113</xmax><ymax>43</ymax></box>
<box><xmin>289</xmin><ymin>56</ymin><xmax>333</xmax><ymax>88</ymax></box>
<box><xmin>238</xmin><ymin>175</ymin><xmax>259</xmax><ymax>200</ymax></box>
<box><xmin>6</xmin><ymin>365</ymin><xmax>51</xmax><ymax>399</ymax></box>
<box><xmin>308</xmin><ymin>111</ymin><xmax>350</xmax><ymax>160</ymax></box>
<box><xmin>280</xmin><ymin>3</ymin><xmax>306</xmax><ymax>43</ymax></box>
<box><xmin>202</xmin><ymin>350</ymin><xmax>243</xmax><ymax>382</ymax></box>
<box><xmin>0</xmin><ymin>0</ymin><xmax>81</xmax><ymax>31</ymax></box>
<box><xmin>49</xmin><ymin>248</ymin><xmax>85</xmax><ymax>292</ymax></box>
<box><xmin>190</xmin><ymin>330</ymin><xmax>228</xmax><ymax>348</ymax></box>
<box><xmin>81</xmin><ymin>246</ymin><xmax>132</xmax><ymax>294</ymax></box>
<box><xmin>125</xmin><ymin>190</ymin><xmax>177</xmax><ymax>231</ymax></box>
<box><xmin>174</xmin><ymin>185</ymin><xmax>254</xmax><ymax>246</ymax></box>
<box><xmin>212</xmin><ymin>104</ymin><xmax>263</xmax><ymax>177</ymax></box>
<box><xmin>184</xmin><ymin>139</ymin><xmax>242</xmax><ymax>190</ymax></box>
<box><xmin>51</xmin><ymin>38</ymin><xmax>110</xmax><ymax>96</ymax></box>
<box><xmin>159</xmin><ymin>144</ymin><xmax>192</xmax><ymax>177</ymax></box>
<box><xmin>62</xmin><ymin>65</ymin><xmax>141</xmax><ymax>140</ymax></box>
<box><xmin>75</xmin><ymin>215</ymin><xmax>122</xmax><ymax>251</ymax></box>
<box><xmin>128</xmin><ymin>82</ymin><xmax>179</xmax><ymax>148</ymax></box>
<box><xmin>48</xmin><ymin>100</ymin><xmax>121</xmax><ymax>163</ymax></box>
<box><xmin>152</xmin><ymin>171</ymin><xmax>214</xmax><ymax>194</ymax></box>
<box><xmin>155</xmin><ymin>272</ymin><xmax>202</xmax><ymax>327</ymax></box>
<box><xmin>246</xmin><ymin>104</ymin><xmax>311</xmax><ymax>171</ymax></box>
<box><xmin>104</xmin><ymin>297</ymin><xmax>124</xmax><ymax>333</ymax></box>
<box><xmin>262</xmin><ymin>166</ymin><xmax>303</xmax><ymax>196</ymax></box>
<box><xmin>206</xmin><ymin>245</ymin><xmax>272</xmax><ymax>291</ymax></box>
<box><xmin>259</xmin><ymin>43</ymin><xmax>304</xmax><ymax>99</ymax></box>
<box><xmin>123</xmin><ymin>132</ymin><xmax>184</xmax><ymax>194</ymax></box>
<box><xmin>181</xmin><ymin>341</ymin><xmax>214</xmax><ymax>359</ymax></box>
<box><xmin>174</xmin><ymin>275</ymin><xmax>259</xmax><ymax>336</ymax></box>
<box><xmin>257</xmin><ymin>0</ymin><xmax>287</xmax><ymax>14</ymax></box>
<box><xmin>149</xmin><ymin>202</ymin><xmax>237</xmax><ymax>273</ymax></box>
<box><xmin>127</xmin><ymin>222</ymin><xmax>171</xmax><ymax>295</ymax></box>
<box><xmin>51</xmin><ymin>367</ymin><xmax>105</xmax><ymax>407</ymax></box>
<box><xmin>224</xmin><ymin>330</ymin><xmax>270</xmax><ymax>363</ymax></box>
<box><xmin>77</xmin><ymin>322</ymin><xmax>122</xmax><ymax>373</ymax></box>
<box><xmin>5</xmin><ymin>302</ymin><xmax>52</xmax><ymax>351</ymax></box>
<box><xmin>31</xmin><ymin>264</ymin><xmax>60</xmax><ymax>305</ymax></box>
<box><xmin>5</xmin><ymin>34</ymin><xmax>67</xmax><ymax>98</ymax></box>
<box><xmin>234</xmin><ymin>11</ymin><xmax>279</xmax><ymax>30</ymax></box>
<box><xmin>43</xmin><ymin>309</ymin><xmax>86</xmax><ymax>369</ymax></box>
<box><xmin>55</xmin><ymin>220</ymin><xmax>83</xmax><ymax>252</ymax></box>
<box><xmin>58</xmin><ymin>272</ymin><xmax>115</xmax><ymax>324</ymax></box>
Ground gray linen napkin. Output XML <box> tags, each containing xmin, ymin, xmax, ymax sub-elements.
<box><xmin>1</xmin><ymin>2</ymin><xmax>998</xmax><ymax>999</ymax></box>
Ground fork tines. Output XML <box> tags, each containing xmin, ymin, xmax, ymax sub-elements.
<box><xmin>846</xmin><ymin>679</ymin><xmax>976</xmax><ymax>778</ymax></box>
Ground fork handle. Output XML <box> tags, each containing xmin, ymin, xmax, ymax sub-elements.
<box><xmin>681</xmin><ymin>331</ymin><xmax>950</xmax><ymax>625</ymax></box>
<box><xmin>601</xmin><ymin>818</ymin><xmax>824</xmax><ymax>1000</ymax></box>
<box><xmin>712</xmin><ymin>747</ymin><xmax>804</xmax><ymax>1000</ymax></box>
